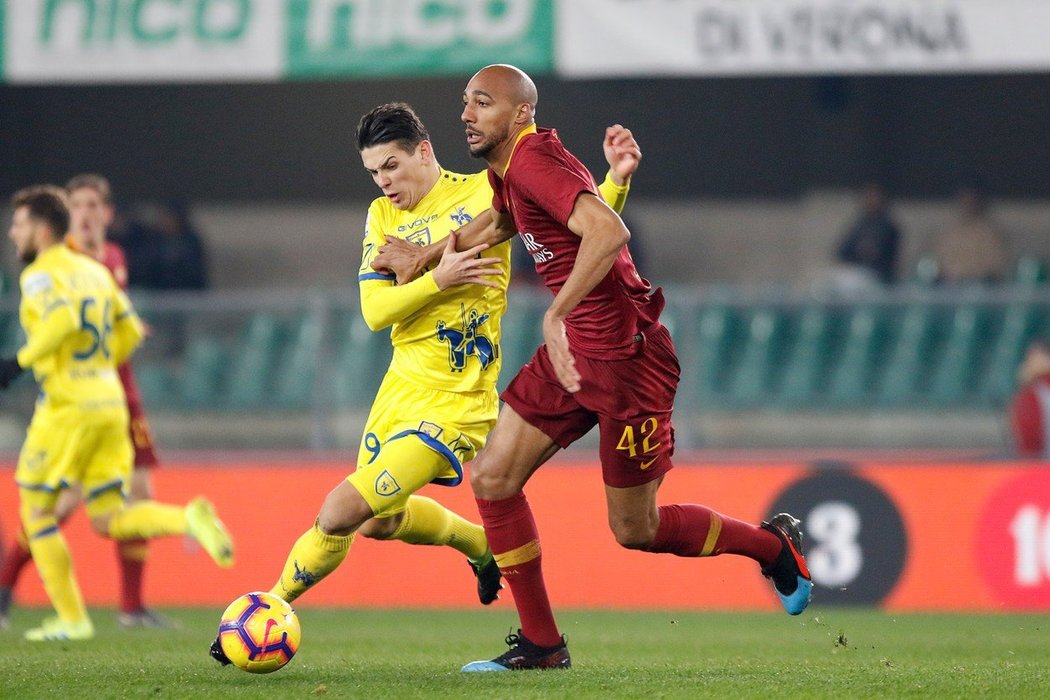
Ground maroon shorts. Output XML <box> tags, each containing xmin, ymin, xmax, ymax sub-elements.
<box><xmin>501</xmin><ymin>323</ymin><xmax>679</xmax><ymax>488</ymax></box>
<box><xmin>121</xmin><ymin>363</ymin><xmax>159</xmax><ymax>469</ymax></box>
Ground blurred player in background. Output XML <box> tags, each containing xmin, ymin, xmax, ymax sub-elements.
<box><xmin>0</xmin><ymin>174</ymin><xmax>174</xmax><ymax>629</ymax></box>
<box><xmin>210</xmin><ymin>102</ymin><xmax>638</xmax><ymax>665</ymax></box>
<box><xmin>1</xmin><ymin>185</ymin><xmax>234</xmax><ymax>641</ymax></box>
<box><xmin>379</xmin><ymin>65</ymin><xmax>812</xmax><ymax>671</ymax></box>
<box><xmin>1009</xmin><ymin>338</ymin><xmax>1050</xmax><ymax>459</ymax></box>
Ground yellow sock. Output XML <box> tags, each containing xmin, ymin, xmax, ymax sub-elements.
<box><xmin>107</xmin><ymin>501</ymin><xmax>187</xmax><ymax>540</ymax></box>
<box><xmin>270</xmin><ymin>521</ymin><xmax>352</xmax><ymax>603</ymax></box>
<box><xmin>389</xmin><ymin>496</ymin><xmax>489</xmax><ymax>562</ymax></box>
<box><xmin>26</xmin><ymin>525</ymin><xmax>88</xmax><ymax>626</ymax></box>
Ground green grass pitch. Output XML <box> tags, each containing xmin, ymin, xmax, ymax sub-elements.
<box><xmin>2</xmin><ymin>607</ymin><xmax>1048</xmax><ymax>698</ymax></box>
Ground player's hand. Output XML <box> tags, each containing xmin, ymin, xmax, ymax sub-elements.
<box><xmin>542</xmin><ymin>311</ymin><xmax>581</xmax><ymax>393</ymax></box>
<box><xmin>603</xmin><ymin>124</ymin><xmax>641</xmax><ymax>186</ymax></box>
<box><xmin>373</xmin><ymin>236</ymin><xmax>428</xmax><ymax>286</ymax></box>
<box><xmin>431</xmin><ymin>231</ymin><xmax>503</xmax><ymax>291</ymax></box>
<box><xmin>0</xmin><ymin>357</ymin><xmax>24</xmax><ymax>390</ymax></box>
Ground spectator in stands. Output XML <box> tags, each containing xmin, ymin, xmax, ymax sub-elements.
<box><xmin>834</xmin><ymin>182</ymin><xmax>901</xmax><ymax>285</ymax></box>
<box><xmin>1009</xmin><ymin>339</ymin><xmax>1050</xmax><ymax>460</ymax></box>
<box><xmin>932</xmin><ymin>184</ymin><xmax>1009</xmax><ymax>285</ymax></box>
<box><xmin>125</xmin><ymin>201</ymin><xmax>208</xmax><ymax>291</ymax></box>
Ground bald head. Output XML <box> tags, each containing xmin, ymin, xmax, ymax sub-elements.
<box><xmin>462</xmin><ymin>64</ymin><xmax>540</xmax><ymax>163</ymax></box>
<box><xmin>473</xmin><ymin>64</ymin><xmax>538</xmax><ymax>110</ymax></box>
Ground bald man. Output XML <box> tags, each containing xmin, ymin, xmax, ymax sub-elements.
<box><xmin>375</xmin><ymin>64</ymin><xmax>812</xmax><ymax>672</ymax></box>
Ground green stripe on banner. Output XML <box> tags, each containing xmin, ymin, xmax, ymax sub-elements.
<box><xmin>285</xmin><ymin>0</ymin><xmax>553</xmax><ymax>79</ymax></box>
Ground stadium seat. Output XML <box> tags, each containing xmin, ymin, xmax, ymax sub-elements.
<box><xmin>779</xmin><ymin>306</ymin><xmax>833</xmax><ymax>406</ymax></box>
<box><xmin>928</xmin><ymin>304</ymin><xmax>988</xmax><ymax>404</ymax></box>
<box><xmin>1014</xmin><ymin>257</ymin><xmax>1048</xmax><ymax>286</ymax></box>
<box><xmin>978</xmin><ymin>301</ymin><xmax>1045</xmax><ymax>403</ymax></box>
<box><xmin>826</xmin><ymin>306</ymin><xmax>887</xmax><ymax>405</ymax></box>
<box><xmin>693</xmin><ymin>304</ymin><xmax>736</xmax><ymax>404</ymax></box>
<box><xmin>225</xmin><ymin>313</ymin><xmax>281</xmax><ymax>409</ymax></box>
<box><xmin>875</xmin><ymin>303</ymin><xmax>942</xmax><ymax>406</ymax></box>
<box><xmin>331</xmin><ymin>311</ymin><xmax>391</xmax><ymax>409</ymax></box>
<box><xmin>179</xmin><ymin>337</ymin><xmax>227</xmax><ymax>407</ymax></box>
<box><xmin>726</xmin><ymin>307</ymin><xmax>787</xmax><ymax>406</ymax></box>
<box><xmin>133</xmin><ymin>361</ymin><xmax>173</xmax><ymax>406</ymax></box>
<box><xmin>497</xmin><ymin>293</ymin><xmax>544</xmax><ymax>392</ymax></box>
<box><xmin>272</xmin><ymin>313</ymin><xmax>324</xmax><ymax>409</ymax></box>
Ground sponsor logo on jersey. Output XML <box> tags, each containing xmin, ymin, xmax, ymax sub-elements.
<box><xmin>520</xmin><ymin>231</ymin><xmax>553</xmax><ymax>263</ymax></box>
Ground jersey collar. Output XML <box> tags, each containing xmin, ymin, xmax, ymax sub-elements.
<box><xmin>499</xmin><ymin>124</ymin><xmax>538</xmax><ymax>178</ymax></box>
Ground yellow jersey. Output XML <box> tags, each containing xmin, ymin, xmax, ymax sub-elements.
<box><xmin>359</xmin><ymin>168</ymin><xmax>506</xmax><ymax>393</ymax></box>
<box><xmin>16</xmin><ymin>244</ymin><xmax>144</xmax><ymax>412</ymax></box>
<box><xmin>357</xmin><ymin>166</ymin><xmax>631</xmax><ymax>394</ymax></box>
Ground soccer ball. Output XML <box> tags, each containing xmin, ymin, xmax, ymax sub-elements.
<box><xmin>218</xmin><ymin>591</ymin><xmax>301</xmax><ymax>673</ymax></box>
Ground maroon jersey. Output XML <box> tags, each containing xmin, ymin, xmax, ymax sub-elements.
<box><xmin>1010</xmin><ymin>374</ymin><xmax>1050</xmax><ymax>459</ymax></box>
<box><xmin>489</xmin><ymin>127</ymin><xmax>662</xmax><ymax>360</ymax></box>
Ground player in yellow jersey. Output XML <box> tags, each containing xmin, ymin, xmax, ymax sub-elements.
<box><xmin>210</xmin><ymin>103</ymin><xmax>638</xmax><ymax>664</ymax></box>
<box><xmin>1</xmin><ymin>185</ymin><xmax>235</xmax><ymax>641</ymax></box>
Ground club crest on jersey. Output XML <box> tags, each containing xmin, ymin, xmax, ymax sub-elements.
<box><xmin>450</xmin><ymin>207</ymin><xmax>473</xmax><ymax>227</ymax></box>
<box><xmin>405</xmin><ymin>229</ymin><xmax>431</xmax><ymax>246</ymax></box>
<box><xmin>436</xmin><ymin>305</ymin><xmax>496</xmax><ymax>372</ymax></box>
<box><xmin>375</xmin><ymin>470</ymin><xmax>402</xmax><ymax>497</ymax></box>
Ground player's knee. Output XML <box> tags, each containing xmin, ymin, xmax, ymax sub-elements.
<box><xmin>609</xmin><ymin>519</ymin><xmax>657</xmax><ymax>550</ymax></box>
<box><xmin>357</xmin><ymin>515</ymin><xmax>400</xmax><ymax>540</ymax></box>
<box><xmin>317</xmin><ymin>486</ymin><xmax>373</xmax><ymax>537</ymax></box>
<box><xmin>469</xmin><ymin>453</ymin><xmax>520</xmax><ymax>500</ymax></box>
<box><xmin>90</xmin><ymin>513</ymin><xmax>114</xmax><ymax>536</ymax></box>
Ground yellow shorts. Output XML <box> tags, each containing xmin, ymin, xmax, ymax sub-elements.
<box><xmin>348</xmin><ymin>371</ymin><xmax>497</xmax><ymax>517</ymax></box>
<box><xmin>15</xmin><ymin>404</ymin><xmax>132</xmax><ymax>518</ymax></box>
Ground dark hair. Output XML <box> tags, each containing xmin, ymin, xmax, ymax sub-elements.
<box><xmin>356</xmin><ymin>102</ymin><xmax>430</xmax><ymax>152</ymax></box>
<box><xmin>66</xmin><ymin>173</ymin><xmax>113</xmax><ymax>203</ymax></box>
<box><xmin>11</xmin><ymin>185</ymin><xmax>70</xmax><ymax>237</ymax></box>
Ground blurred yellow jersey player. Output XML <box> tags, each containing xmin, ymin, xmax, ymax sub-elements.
<box><xmin>247</xmin><ymin>103</ymin><xmax>638</xmax><ymax>639</ymax></box>
<box><xmin>1</xmin><ymin>185</ymin><xmax>235</xmax><ymax>642</ymax></box>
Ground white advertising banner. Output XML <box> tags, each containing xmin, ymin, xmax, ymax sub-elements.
<box><xmin>6</xmin><ymin>0</ymin><xmax>283</xmax><ymax>83</ymax></box>
<box><xmin>557</xmin><ymin>0</ymin><xmax>1050</xmax><ymax>77</ymax></box>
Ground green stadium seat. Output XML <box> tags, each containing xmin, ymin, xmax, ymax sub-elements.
<box><xmin>226</xmin><ymin>313</ymin><xmax>281</xmax><ymax>409</ymax></box>
<box><xmin>273</xmin><ymin>313</ymin><xmax>324</xmax><ymax>409</ymax></box>
<box><xmin>133</xmin><ymin>361</ymin><xmax>173</xmax><ymax>407</ymax></box>
<box><xmin>694</xmin><ymin>304</ymin><xmax>735</xmax><ymax>403</ymax></box>
<box><xmin>779</xmin><ymin>306</ymin><xmax>833</xmax><ymax>406</ymax></box>
<box><xmin>726</xmin><ymin>307</ymin><xmax>787</xmax><ymax>406</ymax></box>
<box><xmin>875</xmin><ymin>303</ymin><xmax>941</xmax><ymax>406</ymax></box>
<box><xmin>497</xmin><ymin>294</ymin><xmax>544</xmax><ymax>393</ymax></box>
<box><xmin>1014</xmin><ymin>257</ymin><xmax>1048</xmax><ymax>286</ymax></box>
<box><xmin>928</xmin><ymin>304</ymin><xmax>988</xmax><ymax>405</ymax></box>
<box><xmin>332</xmin><ymin>311</ymin><xmax>391</xmax><ymax>410</ymax></box>
<box><xmin>979</xmin><ymin>301</ymin><xmax>1045</xmax><ymax>403</ymax></box>
<box><xmin>179</xmin><ymin>337</ymin><xmax>227</xmax><ymax>407</ymax></box>
<box><xmin>826</xmin><ymin>306</ymin><xmax>887</xmax><ymax>406</ymax></box>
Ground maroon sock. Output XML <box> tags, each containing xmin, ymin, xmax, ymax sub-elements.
<box><xmin>117</xmin><ymin>540</ymin><xmax>148</xmax><ymax>614</ymax></box>
<box><xmin>0</xmin><ymin>533</ymin><xmax>33</xmax><ymax>588</ymax></box>
<box><xmin>645</xmin><ymin>504</ymin><xmax>782</xmax><ymax>566</ymax></box>
<box><xmin>476</xmin><ymin>492</ymin><xmax>561</xmax><ymax>648</ymax></box>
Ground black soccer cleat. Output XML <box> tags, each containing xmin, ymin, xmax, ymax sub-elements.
<box><xmin>461</xmin><ymin>630</ymin><xmax>571</xmax><ymax>672</ymax></box>
<box><xmin>209</xmin><ymin>634</ymin><xmax>233</xmax><ymax>666</ymax></box>
<box><xmin>470</xmin><ymin>552</ymin><xmax>503</xmax><ymax>605</ymax></box>
<box><xmin>760</xmin><ymin>513</ymin><xmax>813</xmax><ymax>616</ymax></box>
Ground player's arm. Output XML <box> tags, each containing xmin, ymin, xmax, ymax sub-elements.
<box><xmin>372</xmin><ymin>209</ymin><xmax>515</xmax><ymax>287</ymax></box>
<box><xmin>596</xmin><ymin>124</ymin><xmax>641</xmax><ymax>214</ymax></box>
<box><xmin>109</xmin><ymin>288</ymin><xmax>146</xmax><ymax>367</ymax></box>
<box><xmin>543</xmin><ymin>195</ymin><xmax>631</xmax><ymax>393</ymax></box>
<box><xmin>360</xmin><ymin>232</ymin><xmax>503</xmax><ymax>331</ymax></box>
<box><xmin>14</xmin><ymin>273</ymin><xmax>79</xmax><ymax>369</ymax></box>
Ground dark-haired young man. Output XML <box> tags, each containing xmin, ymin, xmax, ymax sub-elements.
<box><xmin>210</xmin><ymin>103</ymin><xmax>638</xmax><ymax>665</ymax></box>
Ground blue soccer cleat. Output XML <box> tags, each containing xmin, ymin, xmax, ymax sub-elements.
<box><xmin>760</xmin><ymin>513</ymin><xmax>813</xmax><ymax>616</ymax></box>
<box><xmin>462</xmin><ymin>630</ymin><xmax>571</xmax><ymax>672</ymax></box>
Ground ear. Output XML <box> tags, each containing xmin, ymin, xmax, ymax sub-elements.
<box><xmin>515</xmin><ymin>103</ymin><xmax>533</xmax><ymax>126</ymax></box>
<box><xmin>418</xmin><ymin>139</ymin><xmax>434</xmax><ymax>164</ymax></box>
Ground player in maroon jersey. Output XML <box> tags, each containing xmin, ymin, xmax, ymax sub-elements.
<box><xmin>1010</xmin><ymin>339</ymin><xmax>1050</xmax><ymax>459</ymax></box>
<box><xmin>0</xmin><ymin>174</ymin><xmax>170</xmax><ymax>629</ymax></box>
<box><xmin>374</xmin><ymin>64</ymin><xmax>812</xmax><ymax>671</ymax></box>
